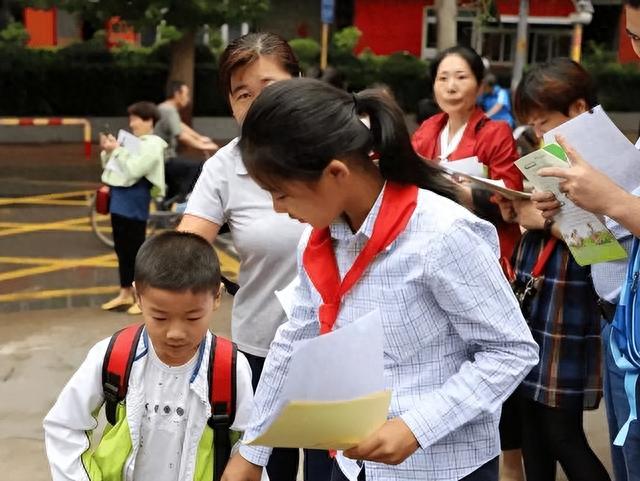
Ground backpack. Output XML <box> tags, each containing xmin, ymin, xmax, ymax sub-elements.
<box><xmin>102</xmin><ymin>324</ymin><xmax>238</xmax><ymax>481</ymax></box>
<box><xmin>611</xmin><ymin>237</ymin><xmax>640</xmax><ymax>446</ymax></box>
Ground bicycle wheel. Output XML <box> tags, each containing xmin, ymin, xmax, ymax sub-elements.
<box><xmin>89</xmin><ymin>194</ymin><xmax>114</xmax><ymax>248</ymax></box>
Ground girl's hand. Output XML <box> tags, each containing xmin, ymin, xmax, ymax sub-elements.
<box><xmin>220</xmin><ymin>453</ymin><xmax>262</xmax><ymax>481</ymax></box>
<box><xmin>513</xmin><ymin>199</ymin><xmax>545</xmax><ymax>231</ymax></box>
<box><xmin>100</xmin><ymin>133</ymin><xmax>119</xmax><ymax>153</ymax></box>
<box><xmin>343</xmin><ymin>418</ymin><xmax>419</xmax><ymax>465</ymax></box>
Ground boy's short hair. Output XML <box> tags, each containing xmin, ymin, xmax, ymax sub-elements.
<box><xmin>134</xmin><ymin>231</ymin><xmax>221</xmax><ymax>295</ymax></box>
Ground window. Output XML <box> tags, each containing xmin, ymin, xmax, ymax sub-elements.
<box><xmin>529</xmin><ymin>28</ymin><xmax>572</xmax><ymax>63</ymax></box>
<box><xmin>422</xmin><ymin>7</ymin><xmax>438</xmax><ymax>59</ymax></box>
<box><xmin>481</xmin><ymin>28</ymin><xmax>516</xmax><ymax>64</ymax></box>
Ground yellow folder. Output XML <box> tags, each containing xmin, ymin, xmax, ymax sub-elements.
<box><xmin>244</xmin><ymin>390</ymin><xmax>392</xmax><ymax>450</ymax></box>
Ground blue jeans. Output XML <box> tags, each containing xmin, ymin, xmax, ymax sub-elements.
<box><xmin>602</xmin><ymin>322</ymin><xmax>640</xmax><ymax>481</ymax></box>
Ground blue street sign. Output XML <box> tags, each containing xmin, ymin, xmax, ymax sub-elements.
<box><xmin>321</xmin><ymin>0</ymin><xmax>335</xmax><ymax>24</ymax></box>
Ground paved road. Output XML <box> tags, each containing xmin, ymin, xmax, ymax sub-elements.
<box><xmin>0</xmin><ymin>143</ymin><xmax>236</xmax><ymax>313</ymax></box>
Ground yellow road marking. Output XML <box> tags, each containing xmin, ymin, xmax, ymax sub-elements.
<box><xmin>0</xmin><ymin>253</ymin><xmax>117</xmax><ymax>282</ymax></box>
<box><xmin>0</xmin><ymin>216</ymin><xmax>89</xmax><ymax>238</ymax></box>
<box><xmin>0</xmin><ymin>286</ymin><xmax>119</xmax><ymax>302</ymax></box>
<box><xmin>0</xmin><ymin>190</ymin><xmax>92</xmax><ymax>206</ymax></box>
<box><xmin>1</xmin><ymin>199</ymin><xmax>90</xmax><ymax>207</ymax></box>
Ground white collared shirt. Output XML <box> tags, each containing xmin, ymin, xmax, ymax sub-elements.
<box><xmin>240</xmin><ymin>186</ymin><xmax>538</xmax><ymax>480</ymax></box>
<box><xmin>439</xmin><ymin>121</ymin><xmax>468</xmax><ymax>161</ymax></box>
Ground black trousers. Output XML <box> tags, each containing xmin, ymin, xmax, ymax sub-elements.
<box><xmin>165</xmin><ymin>156</ymin><xmax>202</xmax><ymax>202</ymax></box>
<box><xmin>242</xmin><ymin>351</ymin><xmax>333</xmax><ymax>481</ymax></box>
<box><xmin>111</xmin><ymin>213</ymin><xmax>146</xmax><ymax>288</ymax></box>
<box><xmin>329</xmin><ymin>456</ymin><xmax>499</xmax><ymax>481</ymax></box>
<box><xmin>521</xmin><ymin>398</ymin><xmax>610</xmax><ymax>481</ymax></box>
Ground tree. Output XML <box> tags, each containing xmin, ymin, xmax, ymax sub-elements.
<box><xmin>29</xmin><ymin>0</ymin><xmax>269</xmax><ymax>116</ymax></box>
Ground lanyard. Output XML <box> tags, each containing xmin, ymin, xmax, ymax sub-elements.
<box><xmin>142</xmin><ymin>329</ymin><xmax>206</xmax><ymax>383</ymax></box>
<box><xmin>302</xmin><ymin>182</ymin><xmax>419</xmax><ymax>335</ymax></box>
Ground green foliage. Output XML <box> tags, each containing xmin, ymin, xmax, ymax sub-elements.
<box><xmin>320</xmin><ymin>28</ymin><xmax>429</xmax><ymax>112</ymax></box>
<box><xmin>332</xmin><ymin>26</ymin><xmax>361</xmax><ymax>56</ymax></box>
<box><xmin>29</xmin><ymin>0</ymin><xmax>269</xmax><ymax>32</ymax></box>
<box><xmin>583</xmin><ymin>41</ymin><xmax>640</xmax><ymax>111</ymax></box>
<box><xmin>289</xmin><ymin>37</ymin><xmax>321</xmax><ymax>71</ymax></box>
<box><xmin>0</xmin><ymin>21</ymin><xmax>30</xmax><ymax>46</ymax></box>
<box><xmin>0</xmin><ymin>43</ymin><xmax>226</xmax><ymax>116</ymax></box>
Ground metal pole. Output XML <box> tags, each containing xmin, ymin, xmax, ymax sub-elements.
<box><xmin>571</xmin><ymin>22</ymin><xmax>583</xmax><ymax>62</ymax></box>
<box><xmin>321</xmin><ymin>23</ymin><xmax>329</xmax><ymax>70</ymax></box>
<box><xmin>511</xmin><ymin>0</ymin><xmax>529</xmax><ymax>92</ymax></box>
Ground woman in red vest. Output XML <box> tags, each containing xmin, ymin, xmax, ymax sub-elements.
<box><xmin>412</xmin><ymin>45</ymin><xmax>522</xmax><ymax>261</ymax></box>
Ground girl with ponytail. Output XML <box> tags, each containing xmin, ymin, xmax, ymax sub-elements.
<box><xmin>222</xmin><ymin>78</ymin><xmax>539</xmax><ymax>481</ymax></box>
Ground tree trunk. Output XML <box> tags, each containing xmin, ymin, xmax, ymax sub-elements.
<box><xmin>169</xmin><ymin>29</ymin><xmax>196</xmax><ymax>124</ymax></box>
<box><xmin>436</xmin><ymin>0</ymin><xmax>458</xmax><ymax>51</ymax></box>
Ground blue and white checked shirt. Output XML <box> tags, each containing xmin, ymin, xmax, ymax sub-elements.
<box><xmin>240</xmin><ymin>187</ymin><xmax>539</xmax><ymax>481</ymax></box>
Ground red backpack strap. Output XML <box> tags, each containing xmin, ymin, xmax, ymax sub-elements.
<box><xmin>102</xmin><ymin>324</ymin><xmax>145</xmax><ymax>425</ymax></box>
<box><xmin>207</xmin><ymin>335</ymin><xmax>237</xmax><ymax>481</ymax></box>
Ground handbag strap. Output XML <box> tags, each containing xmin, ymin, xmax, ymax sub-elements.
<box><xmin>531</xmin><ymin>237</ymin><xmax>558</xmax><ymax>278</ymax></box>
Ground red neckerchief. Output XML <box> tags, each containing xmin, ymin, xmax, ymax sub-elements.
<box><xmin>302</xmin><ymin>182</ymin><xmax>419</xmax><ymax>335</ymax></box>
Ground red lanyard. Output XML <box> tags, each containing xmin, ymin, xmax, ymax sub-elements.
<box><xmin>302</xmin><ymin>182</ymin><xmax>419</xmax><ymax>335</ymax></box>
<box><xmin>532</xmin><ymin>237</ymin><xmax>558</xmax><ymax>278</ymax></box>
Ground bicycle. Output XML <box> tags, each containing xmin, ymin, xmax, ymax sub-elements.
<box><xmin>88</xmin><ymin>193</ymin><xmax>237</xmax><ymax>292</ymax></box>
<box><xmin>89</xmin><ymin>194</ymin><xmax>183</xmax><ymax>248</ymax></box>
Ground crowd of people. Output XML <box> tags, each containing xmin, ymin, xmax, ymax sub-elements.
<box><xmin>42</xmin><ymin>1</ymin><xmax>640</xmax><ymax>480</ymax></box>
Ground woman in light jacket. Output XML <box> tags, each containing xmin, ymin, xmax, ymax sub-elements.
<box><xmin>99</xmin><ymin>101</ymin><xmax>166</xmax><ymax>314</ymax></box>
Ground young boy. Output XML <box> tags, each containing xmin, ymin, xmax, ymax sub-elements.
<box><xmin>43</xmin><ymin>231</ymin><xmax>254</xmax><ymax>481</ymax></box>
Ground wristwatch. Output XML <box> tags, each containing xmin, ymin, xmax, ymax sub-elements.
<box><xmin>543</xmin><ymin>218</ymin><xmax>555</xmax><ymax>233</ymax></box>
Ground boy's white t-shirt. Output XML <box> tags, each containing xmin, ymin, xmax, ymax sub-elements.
<box><xmin>132</xmin><ymin>337</ymin><xmax>254</xmax><ymax>481</ymax></box>
<box><xmin>133</xmin><ymin>340</ymin><xmax>198</xmax><ymax>481</ymax></box>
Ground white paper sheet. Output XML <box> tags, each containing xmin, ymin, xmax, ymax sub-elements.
<box><xmin>543</xmin><ymin>105</ymin><xmax>640</xmax><ymax>193</ymax></box>
<box><xmin>245</xmin><ymin>310</ymin><xmax>389</xmax><ymax>449</ymax></box>
<box><xmin>441</xmin><ymin>156</ymin><xmax>486</xmax><ymax>177</ymax></box>
<box><xmin>283</xmin><ymin>309</ymin><xmax>385</xmax><ymax>402</ymax></box>
<box><xmin>274</xmin><ymin>276</ymin><xmax>300</xmax><ymax>321</ymax></box>
<box><xmin>117</xmin><ymin>129</ymin><xmax>142</xmax><ymax>156</ymax></box>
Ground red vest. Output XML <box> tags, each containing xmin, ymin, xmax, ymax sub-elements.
<box><xmin>412</xmin><ymin>107</ymin><xmax>522</xmax><ymax>259</ymax></box>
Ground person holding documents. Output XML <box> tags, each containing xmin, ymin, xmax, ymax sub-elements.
<box><xmin>220</xmin><ymin>78</ymin><xmax>538</xmax><ymax>481</ymax></box>
<box><xmin>99</xmin><ymin>101</ymin><xmax>166</xmax><ymax>314</ymax></box>
<box><xmin>527</xmin><ymin>4</ymin><xmax>640</xmax><ymax>475</ymax></box>
<box><xmin>411</xmin><ymin>45</ymin><xmax>523</xmax><ymax>262</ymax></box>
<box><xmin>493</xmin><ymin>59</ymin><xmax>611</xmax><ymax>481</ymax></box>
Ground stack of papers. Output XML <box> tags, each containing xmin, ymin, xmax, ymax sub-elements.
<box><xmin>515</xmin><ymin>143</ymin><xmax>627</xmax><ymax>266</ymax></box>
<box><xmin>543</xmin><ymin>105</ymin><xmax>640</xmax><ymax>193</ymax></box>
<box><xmin>117</xmin><ymin>129</ymin><xmax>142</xmax><ymax>156</ymax></box>
<box><xmin>437</xmin><ymin>156</ymin><xmax>531</xmax><ymax>200</ymax></box>
<box><xmin>244</xmin><ymin>310</ymin><xmax>391</xmax><ymax>450</ymax></box>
